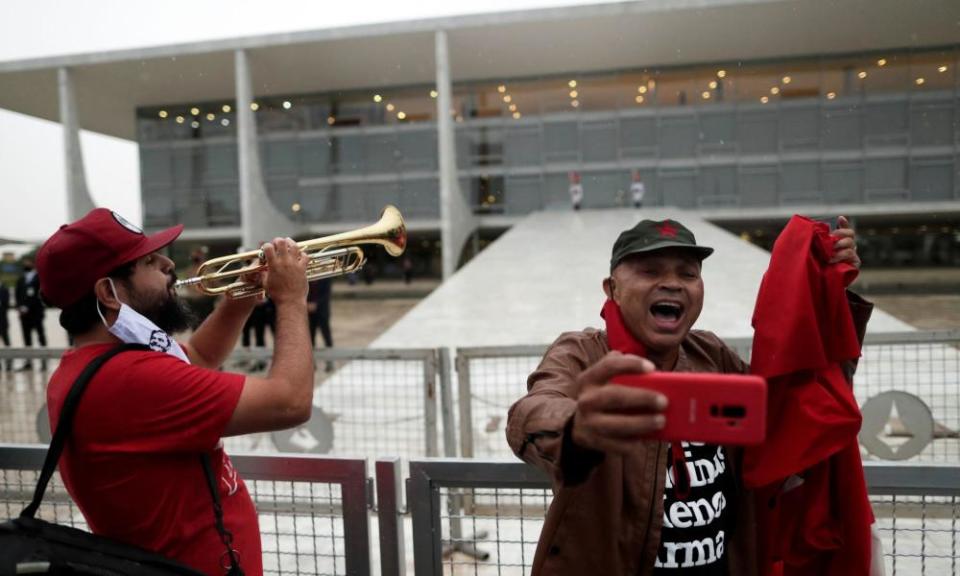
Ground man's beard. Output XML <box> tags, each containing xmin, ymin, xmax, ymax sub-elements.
<box><xmin>130</xmin><ymin>288</ymin><xmax>196</xmax><ymax>335</ymax></box>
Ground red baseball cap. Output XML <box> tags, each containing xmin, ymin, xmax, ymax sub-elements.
<box><xmin>36</xmin><ymin>208</ymin><xmax>183</xmax><ymax>308</ymax></box>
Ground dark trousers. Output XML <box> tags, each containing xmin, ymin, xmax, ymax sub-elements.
<box><xmin>19</xmin><ymin>315</ymin><xmax>46</xmax><ymax>347</ymax></box>
<box><xmin>242</xmin><ymin>310</ymin><xmax>267</xmax><ymax>348</ymax></box>
<box><xmin>0</xmin><ymin>319</ymin><xmax>10</xmax><ymax>370</ymax></box>
<box><xmin>309</xmin><ymin>310</ymin><xmax>333</xmax><ymax>348</ymax></box>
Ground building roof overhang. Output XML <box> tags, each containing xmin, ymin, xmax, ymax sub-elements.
<box><xmin>1</xmin><ymin>0</ymin><xmax>958</xmax><ymax>140</ymax></box>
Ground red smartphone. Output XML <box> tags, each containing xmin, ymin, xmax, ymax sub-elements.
<box><xmin>613</xmin><ymin>372</ymin><xmax>767</xmax><ymax>445</ymax></box>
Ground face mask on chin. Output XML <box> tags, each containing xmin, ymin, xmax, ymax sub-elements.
<box><xmin>96</xmin><ymin>278</ymin><xmax>190</xmax><ymax>364</ymax></box>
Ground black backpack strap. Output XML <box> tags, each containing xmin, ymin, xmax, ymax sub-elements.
<box><xmin>201</xmin><ymin>454</ymin><xmax>244</xmax><ymax>576</ymax></box>
<box><xmin>22</xmin><ymin>343</ymin><xmax>149</xmax><ymax>519</ymax></box>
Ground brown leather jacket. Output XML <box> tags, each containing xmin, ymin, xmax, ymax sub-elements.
<box><xmin>506</xmin><ymin>297</ymin><xmax>871</xmax><ymax>576</ymax></box>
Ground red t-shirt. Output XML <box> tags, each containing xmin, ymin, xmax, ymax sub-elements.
<box><xmin>47</xmin><ymin>343</ymin><xmax>262</xmax><ymax>576</ymax></box>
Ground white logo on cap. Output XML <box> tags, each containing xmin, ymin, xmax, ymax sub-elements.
<box><xmin>111</xmin><ymin>212</ymin><xmax>143</xmax><ymax>235</ymax></box>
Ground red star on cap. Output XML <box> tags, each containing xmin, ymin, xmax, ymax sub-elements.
<box><xmin>656</xmin><ymin>222</ymin><xmax>678</xmax><ymax>238</ymax></box>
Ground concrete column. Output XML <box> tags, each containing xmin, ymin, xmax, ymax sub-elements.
<box><xmin>234</xmin><ymin>49</ymin><xmax>296</xmax><ymax>249</ymax></box>
<box><xmin>58</xmin><ymin>67</ymin><xmax>95</xmax><ymax>221</ymax></box>
<box><xmin>435</xmin><ymin>30</ymin><xmax>476</xmax><ymax>279</ymax></box>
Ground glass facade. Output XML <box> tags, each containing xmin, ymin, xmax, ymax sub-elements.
<box><xmin>138</xmin><ymin>47</ymin><xmax>960</xmax><ymax>229</ymax></box>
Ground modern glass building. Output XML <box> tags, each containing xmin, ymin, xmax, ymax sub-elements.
<box><xmin>2</xmin><ymin>0</ymin><xmax>959</xmax><ymax>273</ymax></box>
<box><xmin>137</xmin><ymin>46</ymin><xmax>960</xmax><ymax>229</ymax></box>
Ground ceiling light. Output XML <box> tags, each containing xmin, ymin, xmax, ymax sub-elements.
<box><xmin>770</xmin><ymin>86</ymin><xmax>780</xmax><ymax>95</ymax></box>
<box><xmin>635</xmin><ymin>95</ymin><xmax>644</xmax><ymax>104</ymax></box>
<box><xmin>512</xmin><ymin>111</ymin><xmax>521</xmax><ymax>119</ymax></box>
<box><xmin>327</xmin><ymin>116</ymin><xmax>335</xmax><ymax>125</ymax></box>
<box><xmin>190</xmin><ymin>107</ymin><xmax>200</xmax><ymax>116</ymax></box>
<box><xmin>282</xmin><ymin>101</ymin><xmax>292</xmax><ymax>110</ymax></box>
<box><xmin>571</xmin><ymin>100</ymin><xmax>579</xmax><ymax>108</ymax></box>
<box><xmin>497</xmin><ymin>85</ymin><xmax>506</xmax><ymax>93</ymax></box>
<box><xmin>221</xmin><ymin>119</ymin><xmax>230</xmax><ymax>126</ymax></box>
<box><xmin>175</xmin><ymin>116</ymin><xmax>184</xmax><ymax>124</ymax></box>
<box><xmin>386</xmin><ymin>103</ymin><xmax>395</xmax><ymax>111</ymax></box>
<box><xmin>938</xmin><ymin>65</ymin><xmax>948</xmax><ymax>73</ymax></box>
<box><xmin>858</xmin><ymin>71</ymin><xmax>868</xmax><ymax>79</ymax></box>
<box><xmin>708</xmin><ymin>80</ymin><xmax>718</xmax><ymax>89</ymax></box>
<box><xmin>430</xmin><ymin>90</ymin><xmax>438</xmax><ymax>98</ymax></box>
<box><xmin>373</xmin><ymin>94</ymin><xmax>382</xmax><ymax>103</ymax></box>
<box><xmin>569</xmin><ymin>90</ymin><xmax>578</xmax><ymax>98</ymax></box>
<box><xmin>508</xmin><ymin>103</ymin><xmax>517</xmax><ymax>111</ymax></box>
<box><xmin>717</xmin><ymin>70</ymin><xmax>727</xmax><ymax>78</ymax></box>
<box><xmin>222</xmin><ymin>104</ymin><xmax>231</xmax><ymax>113</ymax></box>
<box><xmin>638</xmin><ymin>85</ymin><xmax>648</xmax><ymax>94</ymax></box>
<box><xmin>760</xmin><ymin>96</ymin><xmax>769</xmax><ymax>104</ymax></box>
<box><xmin>158</xmin><ymin>110</ymin><xmax>168</xmax><ymax>119</ymax></box>
<box><xmin>826</xmin><ymin>92</ymin><xmax>836</xmax><ymax>100</ymax></box>
<box><xmin>915</xmin><ymin>77</ymin><xmax>925</xmax><ymax>85</ymax></box>
<box><xmin>250</xmin><ymin>102</ymin><xmax>259</xmax><ymax>111</ymax></box>
<box><xmin>206</xmin><ymin>113</ymin><xmax>215</xmax><ymax>121</ymax></box>
<box><xmin>568</xmin><ymin>80</ymin><xmax>577</xmax><ymax>88</ymax></box>
<box><xmin>701</xmin><ymin>91</ymin><xmax>711</xmax><ymax>100</ymax></box>
<box><xmin>503</xmin><ymin>95</ymin><xmax>512</xmax><ymax>103</ymax></box>
<box><xmin>190</xmin><ymin>120</ymin><xmax>200</xmax><ymax>128</ymax></box>
<box><xmin>291</xmin><ymin>202</ymin><xmax>302</xmax><ymax>213</ymax></box>
<box><xmin>397</xmin><ymin>111</ymin><xmax>407</xmax><ymax>120</ymax></box>
<box><xmin>877</xmin><ymin>58</ymin><xmax>887</xmax><ymax>67</ymax></box>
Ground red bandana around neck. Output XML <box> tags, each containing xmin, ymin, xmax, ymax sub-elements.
<box><xmin>601</xmin><ymin>298</ymin><xmax>647</xmax><ymax>358</ymax></box>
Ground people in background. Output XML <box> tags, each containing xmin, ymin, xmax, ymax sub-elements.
<box><xmin>568</xmin><ymin>171</ymin><xmax>584</xmax><ymax>211</ymax></box>
<box><xmin>630</xmin><ymin>170</ymin><xmax>646</xmax><ymax>209</ymax></box>
<box><xmin>307</xmin><ymin>278</ymin><xmax>334</xmax><ymax>372</ymax></box>
<box><xmin>15</xmin><ymin>256</ymin><xmax>47</xmax><ymax>371</ymax></box>
<box><xmin>0</xmin><ymin>281</ymin><xmax>11</xmax><ymax>371</ymax></box>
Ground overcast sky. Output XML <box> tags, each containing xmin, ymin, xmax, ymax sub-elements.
<box><xmin>0</xmin><ymin>0</ymin><xmax>604</xmax><ymax>243</ymax></box>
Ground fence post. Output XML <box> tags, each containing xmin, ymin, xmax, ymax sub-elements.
<box><xmin>438</xmin><ymin>348</ymin><xmax>458</xmax><ymax>459</ymax></box>
<box><xmin>455</xmin><ymin>349</ymin><xmax>475</xmax><ymax>459</ymax></box>
<box><xmin>376</xmin><ymin>458</ymin><xmax>406</xmax><ymax>576</ymax></box>
<box><xmin>408</xmin><ymin>463</ymin><xmax>442</xmax><ymax>576</ymax></box>
<box><xmin>437</xmin><ymin>347</ymin><xmax>488</xmax><ymax>559</ymax></box>
<box><xmin>341</xmin><ymin>458</ymin><xmax>372</xmax><ymax>576</ymax></box>
<box><xmin>424</xmin><ymin>350</ymin><xmax>439</xmax><ymax>457</ymax></box>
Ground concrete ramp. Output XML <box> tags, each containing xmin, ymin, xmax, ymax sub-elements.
<box><xmin>374</xmin><ymin>208</ymin><xmax>911</xmax><ymax>349</ymax></box>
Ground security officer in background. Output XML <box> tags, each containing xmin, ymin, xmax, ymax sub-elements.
<box><xmin>15</xmin><ymin>256</ymin><xmax>47</xmax><ymax>370</ymax></box>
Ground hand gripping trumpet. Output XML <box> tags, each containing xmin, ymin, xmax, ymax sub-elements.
<box><xmin>175</xmin><ymin>205</ymin><xmax>406</xmax><ymax>300</ymax></box>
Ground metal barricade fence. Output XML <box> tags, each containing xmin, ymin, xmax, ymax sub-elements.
<box><xmin>454</xmin><ymin>345</ymin><xmax>546</xmax><ymax>460</ymax></box>
<box><xmin>455</xmin><ymin>330</ymin><xmax>960</xmax><ymax>462</ymax></box>
<box><xmin>2</xmin><ymin>447</ymin><xmax>958</xmax><ymax>575</ymax></box>
<box><xmin>0</xmin><ymin>347</ymin><xmax>444</xmax><ymax>459</ymax></box>
<box><xmin>408</xmin><ymin>459</ymin><xmax>960</xmax><ymax>576</ymax></box>
<box><xmin>0</xmin><ymin>444</ymin><xmax>372</xmax><ymax>576</ymax></box>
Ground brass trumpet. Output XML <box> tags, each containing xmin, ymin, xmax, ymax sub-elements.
<box><xmin>175</xmin><ymin>205</ymin><xmax>406</xmax><ymax>300</ymax></box>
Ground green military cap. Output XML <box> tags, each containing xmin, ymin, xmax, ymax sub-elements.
<box><xmin>610</xmin><ymin>219</ymin><xmax>714</xmax><ymax>271</ymax></box>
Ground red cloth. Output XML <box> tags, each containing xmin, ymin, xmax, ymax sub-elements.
<box><xmin>601</xmin><ymin>298</ymin><xmax>646</xmax><ymax>358</ymax></box>
<box><xmin>744</xmin><ymin>215</ymin><xmax>873</xmax><ymax>576</ymax></box>
<box><xmin>47</xmin><ymin>344</ymin><xmax>262</xmax><ymax>576</ymax></box>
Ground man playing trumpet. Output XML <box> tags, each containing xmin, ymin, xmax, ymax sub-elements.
<box><xmin>37</xmin><ymin>208</ymin><xmax>314</xmax><ymax>575</ymax></box>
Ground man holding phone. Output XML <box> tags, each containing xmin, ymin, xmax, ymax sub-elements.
<box><xmin>506</xmin><ymin>217</ymin><xmax>868</xmax><ymax>576</ymax></box>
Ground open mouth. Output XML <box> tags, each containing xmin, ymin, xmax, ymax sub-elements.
<box><xmin>650</xmin><ymin>301</ymin><xmax>684</xmax><ymax>330</ymax></box>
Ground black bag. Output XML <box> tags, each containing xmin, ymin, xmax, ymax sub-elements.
<box><xmin>0</xmin><ymin>344</ymin><xmax>243</xmax><ymax>575</ymax></box>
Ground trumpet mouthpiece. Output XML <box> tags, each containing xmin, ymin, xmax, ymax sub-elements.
<box><xmin>174</xmin><ymin>277</ymin><xmax>202</xmax><ymax>289</ymax></box>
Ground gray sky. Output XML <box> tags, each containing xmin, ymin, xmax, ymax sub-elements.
<box><xmin>0</xmin><ymin>0</ymin><xmax>603</xmax><ymax>243</ymax></box>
